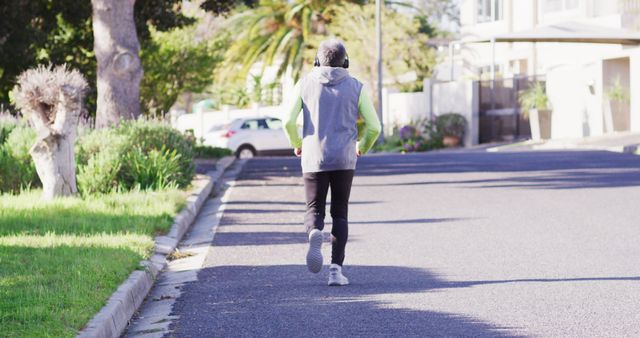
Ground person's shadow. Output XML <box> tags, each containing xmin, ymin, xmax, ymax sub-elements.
<box><xmin>170</xmin><ymin>264</ymin><xmax>524</xmax><ymax>337</ymax></box>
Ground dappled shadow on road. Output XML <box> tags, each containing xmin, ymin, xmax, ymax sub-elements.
<box><xmin>451</xmin><ymin>276</ymin><xmax>640</xmax><ymax>287</ymax></box>
<box><xmin>218</xmin><ymin>214</ymin><xmax>464</xmax><ymax>228</ymax></box>
<box><xmin>170</xmin><ymin>264</ymin><xmax>523</xmax><ymax>337</ymax></box>
<box><xmin>356</xmin><ymin>151</ymin><xmax>640</xmax><ymax>176</ymax></box>
<box><xmin>212</xmin><ymin>231</ymin><xmax>308</xmax><ymax>246</ymax></box>
<box><xmin>170</xmin><ymin>263</ymin><xmax>640</xmax><ymax>336</ymax></box>
<box><xmin>355</xmin><ymin>170</ymin><xmax>640</xmax><ymax>190</ymax></box>
<box><xmin>351</xmin><ymin>218</ymin><xmax>465</xmax><ymax>225</ymax></box>
<box><xmin>224</xmin><ymin>208</ymin><xmax>299</xmax><ymax>214</ymax></box>
<box><xmin>237</xmin><ymin>151</ymin><xmax>640</xmax><ymax>189</ymax></box>
<box><xmin>225</xmin><ymin>200</ymin><xmax>381</xmax><ymax>206</ymax></box>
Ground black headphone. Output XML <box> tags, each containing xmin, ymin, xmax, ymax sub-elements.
<box><xmin>314</xmin><ymin>53</ymin><xmax>349</xmax><ymax>68</ymax></box>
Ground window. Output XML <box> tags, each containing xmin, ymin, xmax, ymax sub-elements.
<box><xmin>477</xmin><ymin>0</ymin><xmax>503</xmax><ymax>23</ymax></box>
<box><xmin>479</xmin><ymin>64</ymin><xmax>503</xmax><ymax>80</ymax></box>
<box><xmin>242</xmin><ymin>119</ymin><xmax>269</xmax><ymax>130</ymax></box>
<box><xmin>257</xmin><ymin>119</ymin><xmax>269</xmax><ymax>129</ymax></box>
<box><xmin>241</xmin><ymin>120</ymin><xmax>259</xmax><ymax>130</ymax></box>
<box><xmin>543</xmin><ymin>0</ymin><xmax>579</xmax><ymax>13</ymax></box>
<box><xmin>265</xmin><ymin>118</ymin><xmax>283</xmax><ymax>130</ymax></box>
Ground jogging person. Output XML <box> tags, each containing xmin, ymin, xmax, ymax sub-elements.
<box><xmin>283</xmin><ymin>39</ymin><xmax>381</xmax><ymax>286</ymax></box>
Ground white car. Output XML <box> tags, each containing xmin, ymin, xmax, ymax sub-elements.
<box><xmin>202</xmin><ymin>117</ymin><xmax>293</xmax><ymax>158</ymax></box>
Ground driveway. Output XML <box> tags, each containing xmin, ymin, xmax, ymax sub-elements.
<box><xmin>169</xmin><ymin>150</ymin><xmax>640</xmax><ymax>337</ymax></box>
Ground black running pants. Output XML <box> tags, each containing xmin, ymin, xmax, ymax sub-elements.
<box><xmin>303</xmin><ymin>169</ymin><xmax>354</xmax><ymax>266</ymax></box>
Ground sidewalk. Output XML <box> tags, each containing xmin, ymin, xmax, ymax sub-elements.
<box><xmin>487</xmin><ymin>132</ymin><xmax>640</xmax><ymax>154</ymax></box>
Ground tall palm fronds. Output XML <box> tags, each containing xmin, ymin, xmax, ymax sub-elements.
<box><xmin>221</xmin><ymin>0</ymin><xmax>362</xmax><ymax>83</ymax></box>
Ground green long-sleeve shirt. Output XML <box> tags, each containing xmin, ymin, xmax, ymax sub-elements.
<box><xmin>283</xmin><ymin>83</ymin><xmax>381</xmax><ymax>154</ymax></box>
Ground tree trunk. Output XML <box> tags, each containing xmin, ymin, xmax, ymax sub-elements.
<box><xmin>92</xmin><ymin>0</ymin><xmax>143</xmax><ymax>128</ymax></box>
<box><xmin>30</xmin><ymin>89</ymin><xmax>81</xmax><ymax>199</ymax></box>
<box><xmin>13</xmin><ymin>66</ymin><xmax>87</xmax><ymax>200</ymax></box>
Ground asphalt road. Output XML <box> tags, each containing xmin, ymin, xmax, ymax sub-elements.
<box><xmin>169</xmin><ymin>150</ymin><xmax>640</xmax><ymax>337</ymax></box>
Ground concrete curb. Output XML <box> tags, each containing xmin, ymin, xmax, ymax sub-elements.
<box><xmin>77</xmin><ymin>156</ymin><xmax>236</xmax><ymax>338</ymax></box>
<box><xmin>530</xmin><ymin>143</ymin><xmax>640</xmax><ymax>154</ymax></box>
<box><xmin>486</xmin><ymin>140</ymin><xmax>640</xmax><ymax>154</ymax></box>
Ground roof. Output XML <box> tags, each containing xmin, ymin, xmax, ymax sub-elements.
<box><xmin>466</xmin><ymin>22</ymin><xmax>640</xmax><ymax>45</ymax></box>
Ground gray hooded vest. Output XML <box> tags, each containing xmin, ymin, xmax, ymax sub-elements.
<box><xmin>299</xmin><ymin>67</ymin><xmax>363</xmax><ymax>173</ymax></box>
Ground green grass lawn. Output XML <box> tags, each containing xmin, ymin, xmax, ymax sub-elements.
<box><xmin>0</xmin><ymin>189</ymin><xmax>187</xmax><ymax>337</ymax></box>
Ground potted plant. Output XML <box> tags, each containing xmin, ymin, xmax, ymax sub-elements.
<box><xmin>604</xmin><ymin>78</ymin><xmax>630</xmax><ymax>133</ymax></box>
<box><xmin>518</xmin><ymin>81</ymin><xmax>551</xmax><ymax>141</ymax></box>
<box><xmin>435</xmin><ymin>113</ymin><xmax>466</xmax><ymax>147</ymax></box>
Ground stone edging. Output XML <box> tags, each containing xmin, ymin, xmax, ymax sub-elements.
<box><xmin>77</xmin><ymin>156</ymin><xmax>236</xmax><ymax>338</ymax></box>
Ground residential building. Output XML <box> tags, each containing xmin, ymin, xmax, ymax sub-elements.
<box><xmin>442</xmin><ymin>0</ymin><xmax>640</xmax><ymax>141</ymax></box>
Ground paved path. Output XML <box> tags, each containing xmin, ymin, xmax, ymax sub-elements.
<box><xmin>168</xmin><ymin>150</ymin><xmax>640</xmax><ymax>337</ymax></box>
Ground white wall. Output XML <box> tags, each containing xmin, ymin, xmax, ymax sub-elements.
<box><xmin>382</xmin><ymin>90</ymin><xmax>429</xmax><ymax>134</ymax></box>
<box><xmin>432</xmin><ymin>80</ymin><xmax>480</xmax><ymax>146</ymax></box>
<box><xmin>630</xmin><ymin>53</ymin><xmax>640</xmax><ymax>132</ymax></box>
<box><xmin>546</xmin><ymin>62</ymin><xmax>603</xmax><ymax>139</ymax></box>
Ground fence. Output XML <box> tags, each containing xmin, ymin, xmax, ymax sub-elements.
<box><xmin>477</xmin><ymin>75</ymin><xmax>545</xmax><ymax>143</ymax></box>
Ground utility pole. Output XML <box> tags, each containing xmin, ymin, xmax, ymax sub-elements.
<box><xmin>375</xmin><ymin>0</ymin><xmax>384</xmax><ymax>141</ymax></box>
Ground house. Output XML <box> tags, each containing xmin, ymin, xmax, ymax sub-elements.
<box><xmin>439</xmin><ymin>0</ymin><xmax>640</xmax><ymax>142</ymax></box>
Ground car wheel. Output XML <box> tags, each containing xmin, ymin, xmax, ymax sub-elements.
<box><xmin>236</xmin><ymin>145</ymin><xmax>256</xmax><ymax>159</ymax></box>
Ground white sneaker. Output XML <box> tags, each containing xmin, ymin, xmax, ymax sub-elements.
<box><xmin>328</xmin><ymin>264</ymin><xmax>349</xmax><ymax>286</ymax></box>
<box><xmin>306</xmin><ymin>229</ymin><xmax>323</xmax><ymax>273</ymax></box>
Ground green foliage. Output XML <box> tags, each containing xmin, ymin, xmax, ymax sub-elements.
<box><xmin>518</xmin><ymin>82</ymin><xmax>549</xmax><ymax>117</ymax></box>
<box><xmin>0</xmin><ymin>125</ymin><xmax>40</xmax><ymax>193</ymax></box>
<box><xmin>249</xmin><ymin>74</ymin><xmax>265</xmax><ymax>104</ymax></box>
<box><xmin>605</xmin><ymin>78</ymin><xmax>630</xmax><ymax>103</ymax></box>
<box><xmin>0</xmin><ymin>120</ymin><xmax>196</xmax><ymax>195</ymax></box>
<box><xmin>76</xmin><ymin>120</ymin><xmax>195</xmax><ymax>195</ymax></box>
<box><xmin>3</xmin><ymin>125</ymin><xmax>35</xmax><ymax>163</ymax></box>
<box><xmin>435</xmin><ymin>113</ymin><xmax>466</xmax><ymax>138</ymax></box>
<box><xmin>123</xmin><ymin>146</ymin><xmax>183</xmax><ymax>190</ymax></box>
<box><xmin>76</xmin><ymin>146</ymin><xmax>123</xmax><ymax>195</ymax></box>
<box><xmin>0</xmin><ymin>117</ymin><xmax>18</xmax><ymax>145</ymax></box>
<box><xmin>209</xmin><ymin>82</ymin><xmax>251</xmax><ymax>108</ymax></box>
<box><xmin>220</xmin><ymin>0</ymin><xmax>364</xmax><ymax>83</ymax></box>
<box><xmin>0</xmin><ymin>0</ymin><xmax>239</xmax><ymax>113</ymax></box>
<box><xmin>217</xmin><ymin>1</ymin><xmax>439</xmax><ymax>103</ymax></box>
<box><xmin>140</xmin><ymin>25</ymin><xmax>228</xmax><ymax>116</ymax></box>
<box><xmin>117</xmin><ymin>120</ymin><xmax>195</xmax><ymax>187</ymax></box>
<box><xmin>373</xmin><ymin>134</ymin><xmax>403</xmax><ymax>152</ymax></box>
<box><xmin>398</xmin><ymin>81</ymin><xmax>424</xmax><ymax>93</ymax></box>
<box><xmin>194</xmin><ymin>145</ymin><xmax>232</xmax><ymax>159</ymax></box>
<box><xmin>327</xmin><ymin>4</ymin><xmax>437</xmax><ymax>96</ymax></box>
<box><xmin>373</xmin><ymin>119</ymin><xmax>444</xmax><ymax>153</ymax></box>
<box><xmin>76</xmin><ymin>129</ymin><xmax>127</xmax><ymax>194</ymax></box>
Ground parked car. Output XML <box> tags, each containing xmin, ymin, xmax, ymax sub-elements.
<box><xmin>202</xmin><ymin>117</ymin><xmax>293</xmax><ymax>158</ymax></box>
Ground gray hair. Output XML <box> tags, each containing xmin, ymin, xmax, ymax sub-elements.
<box><xmin>316</xmin><ymin>39</ymin><xmax>347</xmax><ymax>67</ymax></box>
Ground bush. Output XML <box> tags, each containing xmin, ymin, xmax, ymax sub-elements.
<box><xmin>0</xmin><ymin>118</ymin><xmax>18</xmax><ymax>145</ymax></box>
<box><xmin>518</xmin><ymin>82</ymin><xmax>549</xmax><ymax>117</ymax></box>
<box><xmin>117</xmin><ymin>120</ymin><xmax>194</xmax><ymax>188</ymax></box>
<box><xmin>193</xmin><ymin>145</ymin><xmax>232</xmax><ymax>159</ymax></box>
<box><xmin>1</xmin><ymin>119</ymin><xmax>196</xmax><ymax>195</ymax></box>
<box><xmin>435</xmin><ymin>113</ymin><xmax>466</xmax><ymax>138</ymax></box>
<box><xmin>373</xmin><ymin>119</ymin><xmax>445</xmax><ymax>154</ymax></box>
<box><xmin>123</xmin><ymin>146</ymin><xmax>183</xmax><ymax>190</ymax></box>
<box><xmin>76</xmin><ymin>120</ymin><xmax>195</xmax><ymax>195</ymax></box>
<box><xmin>0</xmin><ymin>125</ymin><xmax>40</xmax><ymax>193</ymax></box>
<box><xmin>76</xmin><ymin>128</ymin><xmax>126</xmax><ymax>194</ymax></box>
<box><xmin>372</xmin><ymin>134</ymin><xmax>403</xmax><ymax>153</ymax></box>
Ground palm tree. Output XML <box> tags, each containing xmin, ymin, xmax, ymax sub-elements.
<box><xmin>220</xmin><ymin>0</ymin><xmax>364</xmax><ymax>83</ymax></box>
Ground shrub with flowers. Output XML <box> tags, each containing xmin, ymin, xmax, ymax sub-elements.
<box><xmin>398</xmin><ymin>125</ymin><xmax>424</xmax><ymax>152</ymax></box>
<box><xmin>373</xmin><ymin>118</ymin><xmax>444</xmax><ymax>153</ymax></box>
